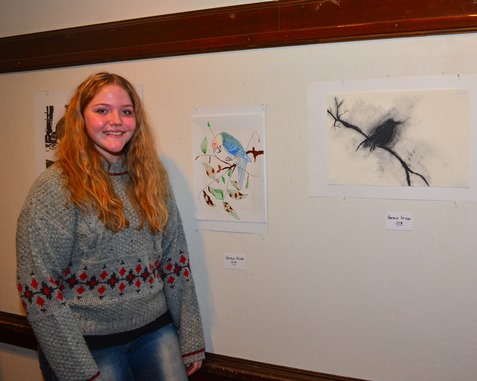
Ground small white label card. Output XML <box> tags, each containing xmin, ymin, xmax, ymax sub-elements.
<box><xmin>224</xmin><ymin>253</ymin><xmax>246</xmax><ymax>270</ymax></box>
<box><xmin>386</xmin><ymin>212</ymin><xmax>413</xmax><ymax>231</ymax></box>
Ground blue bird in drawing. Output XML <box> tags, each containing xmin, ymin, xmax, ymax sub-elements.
<box><xmin>212</xmin><ymin>132</ymin><xmax>251</xmax><ymax>189</ymax></box>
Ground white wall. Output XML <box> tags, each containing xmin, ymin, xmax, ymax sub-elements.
<box><xmin>0</xmin><ymin>344</ymin><xmax>42</xmax><ymax>381</ymax></box>
<box><xmin>2</xmin><ymin>2</ymin><xmax>477</xmax><ymax>381</ymax></box>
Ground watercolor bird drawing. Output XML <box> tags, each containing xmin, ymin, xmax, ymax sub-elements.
<box><xmin>195</xmin><ymin>122</ymin><xmax>264</xmax><ymax>221</ymax></box>
<box><xmin>212</xmin><ymin>132</ymin><xmax>252</xmax><ymax>189</ymax></box>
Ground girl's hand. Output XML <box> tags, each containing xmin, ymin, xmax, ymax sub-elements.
<box><xmin>186</xmin><ymin>360</ymin><xmax>203</xmax><ymax>376</ymax></box>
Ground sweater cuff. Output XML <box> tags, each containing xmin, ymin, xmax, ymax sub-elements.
<box><xmin>87</xmin><ymin>371</ymin><xmax>101</xmax><ymax>381</ymax></box>
<box><xmin>183</xmin><ymin>348</ymin><xmax>206</xmax><ymax>364</ymax></box>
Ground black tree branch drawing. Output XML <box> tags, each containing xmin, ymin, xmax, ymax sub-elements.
<box><xmin>327</xmin><ymin>97</ymin><xmax>429</xmax><ymax>186</ymax></box>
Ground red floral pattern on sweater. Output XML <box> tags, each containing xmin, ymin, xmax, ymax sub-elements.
<box><xmin>160</xmin><ymin>250</ymin><xmax>191</xmax><ymax>288</ymax></box>
<box><xmin>18</xmin><ymin>253</ymin><xmax>191</xmax><ymax>312</ymax></box>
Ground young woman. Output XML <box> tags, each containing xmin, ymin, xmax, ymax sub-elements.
<box><xmin>16</xmin><ymin>72</ymin><xmax>205</xmax><ymax>381</ymax></box>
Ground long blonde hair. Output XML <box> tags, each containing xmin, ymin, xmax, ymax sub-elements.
<box><xmin>57</xmin><ymin>72</ymin><xmax>169</xmax><ymax>233</ymax></box>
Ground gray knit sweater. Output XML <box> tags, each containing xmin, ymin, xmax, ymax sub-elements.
<box><xmin>16</xmin><ymin>162</ymin><xmax>205</xmax><ymax>381</ymax></box>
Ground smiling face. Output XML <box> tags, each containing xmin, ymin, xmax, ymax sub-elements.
<box><xmin>83</xmin><ymin>84</ymin><xmax>136</xmax><ymax>163</ymax></box>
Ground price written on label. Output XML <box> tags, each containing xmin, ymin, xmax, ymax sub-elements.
<box><xmin>386</xmin><ymin>212</ymin><xmax>413</xmax><ymax>231</ymax></box>
<box><xmin>224</xmin><ymin>253</ymin><xmax>246</xmax><ymax>270</ymax></box>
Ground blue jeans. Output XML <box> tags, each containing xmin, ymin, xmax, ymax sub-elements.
<box><xmin>39</xmin><ymin>323</ymin><xmax>189</xmax><ymax>381</ymax></box>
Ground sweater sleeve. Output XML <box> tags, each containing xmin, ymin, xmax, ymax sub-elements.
<box><xmin>160</xmin><ymin>191</ymin><xmax>206</xmax><ymax>364</ymax></box>
<box><xmin>16</xmin><ymin>169</ymin><xmax>101</xmax><ymax>381</ymax></box>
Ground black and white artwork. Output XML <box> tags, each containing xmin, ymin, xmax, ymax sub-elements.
<box><xmin>35</xmin><ymin>91</ymin><xmax>69</xmax><ymax>174</ymax></box>
<box><xmin>309</xmin><ymin>75</ymin><xmax>477</xmax><ymax>201</ymax></box>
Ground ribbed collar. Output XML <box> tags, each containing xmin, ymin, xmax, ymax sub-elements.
<box><xmin>103</xmin><ymin>160</ymin><xmax>128</xmax><ymax>176</ymax></box>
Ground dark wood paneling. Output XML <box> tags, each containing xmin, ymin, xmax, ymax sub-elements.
<box><xmin>1</xmin><ymin>311</ymin><xmax>369</xmax><ymax>381</ymax></box>
<box><xmin>1</xmin><ymin>0</ymin><xmax>476</xmax><ymax>73</ymax></box>
<box><xmin>192</xmin><ymin>352</ymin><xmax>369</xmax><ymax>381</ymax></box>
<box><xmin>0</xmin><ymin>311</ymin><xmax>37</xmax><ymax>350</ymax></box>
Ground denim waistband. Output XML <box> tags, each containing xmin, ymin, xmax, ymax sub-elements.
<box><xmin>83</xmin><ymin>311</ymin><xmax>173</xmax><ymax>349</ymax></box>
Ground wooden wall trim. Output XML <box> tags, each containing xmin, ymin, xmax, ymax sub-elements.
<box><xmin>200</xmin><ymin>352</ymin><xmax>369</xmax><ymax>381</ymax></box>
<box><xmin>0</xmin><ymin>311</ymin><xmax>37</xmax><ymax>350</ymax></box>
<box><xmin>0</xmin><ymin>311</ymin><xmax>368</xmax><ymax>381</ymax></box>
<box><xmin>1</xmin><ymin>0</ymin><xmax>477</xmax><ymax>73</ymax></box>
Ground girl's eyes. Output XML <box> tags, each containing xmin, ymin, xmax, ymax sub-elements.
<box><xmin>93</xmin><ymin>108</ymin><xmax>134</xmax><ymax>116</ymax></box>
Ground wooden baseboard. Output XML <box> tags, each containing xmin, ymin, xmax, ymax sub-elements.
<box><xmin>0</xmin><ymin>311</ymin><xmax>368</xmax><ymax>381</ymax></box>
<box><xmin>0</xmin><ymin>311</ymin><xmax>37</xmax><ymax>350</ymax></box>
<box><xmin>192</xmin><ymin>352</ymin><xmax>368</xmax><ymax>381</ymax></box>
